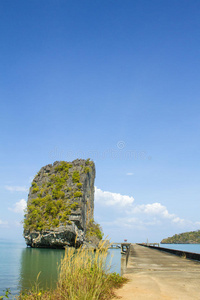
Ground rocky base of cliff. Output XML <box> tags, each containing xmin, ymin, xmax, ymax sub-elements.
<box><xmin>24</xmin><ymin>223</ymin><xmax>84</xmax><ymax>248</ymax></box>
<box><xmin>82</xmin><ymin>235</ymin><xmax>101</xmax><ymax>250</ymax></box>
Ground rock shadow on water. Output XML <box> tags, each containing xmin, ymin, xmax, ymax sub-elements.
<box><xmin>18</xmin><ymin>247</ymin><xmax>65</xmax><ymax>293</ymax></box>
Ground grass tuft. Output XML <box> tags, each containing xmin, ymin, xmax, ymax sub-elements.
<box><xmin>17</xmin><ymin>240</ymin><xmax>127</xmax><ymax>300</ymax></box>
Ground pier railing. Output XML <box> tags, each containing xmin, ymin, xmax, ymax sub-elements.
<box><xmin>110</xmin><ymin>243</ymin><xmax>131</xmax><ymax>266</ymax></box>
<box><xmin>137</xmin><ymin>243</ymin><xmax>200</xmax><ymax>262</ymax></box>
<box><xmin>125</xmin><ymin>244</ymin><xmax>131</xmax><ymax>266</ymax></box>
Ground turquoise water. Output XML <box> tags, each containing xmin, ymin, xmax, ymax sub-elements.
<box><xmin>0</xmin><ymin>240</ymin><xmax>121</xmax><ymax>297</ymax></box>
<box><xmin>160</xmin><ymin>243</ymin><xmax>200</xmax><ymax>253</ymax></box>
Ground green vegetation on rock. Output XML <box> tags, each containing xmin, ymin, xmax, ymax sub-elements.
<box><xmin>161</xmin><ymin>230</ymin><xmax>200</xmax><ymax>244</ymax></box>
<box><xmin>86</xmin><ymin>219</ymin><xmax>104</xmax><ymax>240</ymax></box>
<box><xmin>72</xmin><ymin>171</ymin><xmax>80</xmax><ymax>183</ymax></box>
<box><xmin>74</xmin><ymin>191</ymin><xmax>83</xmax><ymax>198</ymax></box>
<box><xmin>84</xmin><ymin>166</ymin><xmax>91</xmax><ymax>174</ymax></box>
<box><xmin>85</xmin><ymin>158</ymin><xmax>90</xmax><ymax>165</ymax></box>
<box><xmin>24</xmin><ymin>161</ymin><xmax>85</xmax><ymax>232</ymax></box>
<box><xmin>31</xmin><ymin>182</ymin><xmax>37</xmax><ymax>188</ymax></box>
<box><xmin>77</xmin><ymin>182</ymin><xmax>82</xmax><ymax>189</ymax></box>
<box><xmin>32</xmin><ymin>187</ymin><xmax>39</xmax><ymax>193</ymax></box>
<box><xmin>24</xmin><ymin>195</ymin><xmax>73</xmax><ymax>231</ymax></box>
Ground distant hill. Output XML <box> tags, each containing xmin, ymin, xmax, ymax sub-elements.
<box><xmin>161</xmin><ymin>230</ymin><xmax>200</xmax><ymax>244</ymax></box>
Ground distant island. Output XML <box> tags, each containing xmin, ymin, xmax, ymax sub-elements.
<box><xmin>161</xmin><ymin>230</ymin><xmax>200</xmax><ymax>244</ymax></box>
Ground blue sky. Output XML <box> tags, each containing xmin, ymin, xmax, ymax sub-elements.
<box><xmin>0</xmin><ymin>0</ymin><xmax>200</xmax><ymax>243</ymax></box>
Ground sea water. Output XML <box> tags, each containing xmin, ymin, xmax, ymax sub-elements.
<box><xmin>160</xmin><ymin>243</ymin><xmax>200</xmax><ymax>253</ymax></box>
<box><xmin>0</xmin><ymin>239</ymin><xmax>121</xmax><ymax>297</ymax></box>
<box><xmin>2</xmin><ymin>240</ymin><xmax>199</xmax><ymax>297</ymax></box>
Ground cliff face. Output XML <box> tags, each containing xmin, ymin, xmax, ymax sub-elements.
<box><xmin>24</xmin><ymin>159</ymin><xmax>95</xmax><ymax>248</ymax></box>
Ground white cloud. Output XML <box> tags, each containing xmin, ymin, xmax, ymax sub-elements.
<box><xmin>126</xmin><ymin>202</ymin><xmax>191</xmax><ymax>227</ymax></box>
<box><xmin>95</xmin><ymin>187</ymin><xmax>198</xmax><ymax>236</ymax></box>
<box><xmin>95</xmin><ymin>187</ymin><xmax>200</xmax><ymax>242</ymax></box>
<box><xmin>95</xmin><ymin>187</ymin><xmax>134</xmax><ymax>207</ymax></box>
<box><xmin>5</xmin><ymin>185</ymin><xmax>28</xmax><ymax>192</ymax></box>
<box><xmin>0</xmin><ymin>219</ymin><xmax>8</xmax><ymax>226</ymax></box>
<box><xmin>9</xmin><ymin>199</ymin><xmax>27</xmax><ymax>214</ymax></box>
<box><xmin>129</xmin><ymin>203</ymin><xmax>175</xmax><ymax>219</ymax></box>
<box><xmin>95</xmin><ymin>187</ymin><xmax>188</xmax><ymax>227</ymax></box>
<box><xmin>126</xmin><ymin>172</ymin><xmax>134</xmax><ymax>176</ymax></box>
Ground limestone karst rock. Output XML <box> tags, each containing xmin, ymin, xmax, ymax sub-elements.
<box><xmin>23</xmin><ymin>159</ymin><xmax>95</xmax><ymax>248</ymax></box>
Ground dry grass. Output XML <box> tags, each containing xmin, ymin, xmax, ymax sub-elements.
<box><xmin>17</xmin><ymin>240</ymin><xmax>127</xmax><ymax>300</ymax></box>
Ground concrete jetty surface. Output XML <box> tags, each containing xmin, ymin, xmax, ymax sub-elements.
<box><xmin>114</xmin><ymin>244</ymin><xmax>200</xmax><ymax>300</ymax></box>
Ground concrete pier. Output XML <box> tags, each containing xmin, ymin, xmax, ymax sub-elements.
<box><xmin>114</xmin><ymin>244</ymin><xmax>200</xmax><ymax>300</ymax></box>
